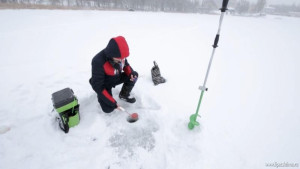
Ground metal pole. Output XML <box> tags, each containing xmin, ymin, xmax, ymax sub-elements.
<box><xmin>188</xmin><ymin>0</ymin><xmax>229</xmax><ymax>130</ymax></box>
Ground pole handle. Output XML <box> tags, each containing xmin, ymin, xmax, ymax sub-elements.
<box><xmin>118</xmin><ymin>106</ymin><xmax>125</xmax><ymax>112</ymax></box>
<box><xmin>221</xmin><ymin>0</ymin><xmax>229</xmax><ymax>12</ymax></box>
<box><xmin>213</xmin><ymin>34</ymin><xmax>220</xmax><ymax>48</ymax></box>
<box><xmin>199</xmin><ymin>86</ymin><xmax>208</xmax><ymax>91</ymax></box>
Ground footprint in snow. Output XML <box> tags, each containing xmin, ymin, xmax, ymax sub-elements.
<box><xmin>109</xmin><ymin>118</ymin><xmax>159</xmax><ymax>158</ymax></box>
<box><xmin>0</xmin><ymin>125</ymin><xmax>11</xmax><ymax>134</ymax></box>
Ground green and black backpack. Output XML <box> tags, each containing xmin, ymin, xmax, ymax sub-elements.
<box><xmin>51</xmin><ymin>88</ymin><xmax>80</xmax><ymax>133</ymax></box>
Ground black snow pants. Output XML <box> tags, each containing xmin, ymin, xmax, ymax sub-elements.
<box><xmin>97</xmin><ymin>73</ymin><xmax>136</xmax><ymax>113</ymax></box>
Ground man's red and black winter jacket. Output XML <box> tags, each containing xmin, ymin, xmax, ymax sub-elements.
<box><xmin>89</xmin><ymin>36</ymin><xmax>135</xmax><ymax>108</ymax></box>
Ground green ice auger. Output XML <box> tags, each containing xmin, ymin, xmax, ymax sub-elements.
<box><xmin>188</xmin><ymin>0</ymin><xmax>229</xmax><ymax>130</ymax></box>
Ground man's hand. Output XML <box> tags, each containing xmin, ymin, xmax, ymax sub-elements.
<box><xmin>130</xmin><ymin>71</ymin><xmax>138</xmax><ymax>82</ymax></box>
<box><xmin>130</xmin><ymin>74</ymin><xmax>137</xmax><ymax>82</ymax></box>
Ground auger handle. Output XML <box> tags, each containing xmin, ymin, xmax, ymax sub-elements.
<box><xmin>221</xmin><ymin>0</ymin><xmax>229</xmax><ymax>12</ymax></box>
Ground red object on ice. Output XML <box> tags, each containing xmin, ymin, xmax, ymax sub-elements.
<box><xmin>131</xmin><ymin>113</ymin><xmax>138</xmax><ymax>119</ymax></box>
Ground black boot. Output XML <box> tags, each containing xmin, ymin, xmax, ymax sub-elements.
<box><xmin>119</xmin><ymin>85</ymin><xmax>136</xmax><ymax>103</ymax></box>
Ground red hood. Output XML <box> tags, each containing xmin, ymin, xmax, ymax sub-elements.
<box><xmin>105</xmin><ymin>36</ymin><xmax>129</xmax><ymax>59</ymax></box>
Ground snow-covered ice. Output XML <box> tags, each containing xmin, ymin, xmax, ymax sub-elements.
<box><xmin>0</xmin><ymin>10</ymin><xmax>299</xmax><ymax>169</ymax></box>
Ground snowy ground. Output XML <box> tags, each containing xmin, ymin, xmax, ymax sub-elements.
<box><xmin>0</xmin><ymin>10</ymin><xmax>299</xmax><ymax>169</ymax></box>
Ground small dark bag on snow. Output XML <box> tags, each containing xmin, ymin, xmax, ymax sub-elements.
<box><xmin>151</xmin><ymin>61</ymin><xmax>166</xmax><ymax>85</ymax></box>
<box><xmin>51</xmin><ymin>88</ymin><xmax>80</xmax><ymax>133</ymax></box>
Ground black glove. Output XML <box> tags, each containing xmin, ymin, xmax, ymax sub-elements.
<box><xmin>131</xmin><ymin>71</ymin><xmax>138</xmax><ymax>77</ymax></box>
<box><xmin>130</xmin><ymin>71</ymin><xmax>138</xmax><ymax>82</ymax></box>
